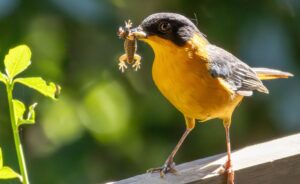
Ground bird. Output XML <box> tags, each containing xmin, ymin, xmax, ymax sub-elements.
<box><xmin>129</xmin><ymin>12</ymin><xmax>293</xmax><ymax>184</ymax></box>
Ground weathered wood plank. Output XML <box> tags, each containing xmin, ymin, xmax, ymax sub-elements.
<box><xmin>109</xmin><ymin>133</ymin><xmax>300</xmax><ymax>184</ymax></box>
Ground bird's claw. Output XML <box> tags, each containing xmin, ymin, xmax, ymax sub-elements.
<box><xmin>147</xmin><ymin>162</ymin><xmax>177</xmax><ymax>178</ymax></box>
<box><xmin>221</xmin><ymin>160</ymin><xmax>234</xmax><ymax>184</ymax></box>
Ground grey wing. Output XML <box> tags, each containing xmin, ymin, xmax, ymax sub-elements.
<box><xmin>206</xmin><ymin>44</ymin><xmax>268</xmax><ymax>96</ymax></box>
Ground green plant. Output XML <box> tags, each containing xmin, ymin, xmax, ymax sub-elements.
<box><xmin>0</xmin><ymin>45</ymin><xmax>60</xmax><ymax>184</ymax></box>
<box><xmin>0</xmin><ymin>147</ymin><xmax>21</xmax><ymax>181</ymax></box>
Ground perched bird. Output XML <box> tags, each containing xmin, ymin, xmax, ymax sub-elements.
<box><xmin>129</xmin><ymin>13</ymin><xmax>293</xmax><ymax>184</ymax></box>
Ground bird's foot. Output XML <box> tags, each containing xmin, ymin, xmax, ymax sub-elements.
<box><xmin>223</xmin><ymin>160</ymin><xmax>234</xmax><ymax>184</ymax></box>
<box><xmin>147</xmin><ymin>161</ymin><xmax>177</xmax><ymax>178</ymax></box>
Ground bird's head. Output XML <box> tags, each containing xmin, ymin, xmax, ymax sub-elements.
<box><xmin>131</xmin><ymin>13</ymin><xmax>206</xmax><ymax>52</ymax></box>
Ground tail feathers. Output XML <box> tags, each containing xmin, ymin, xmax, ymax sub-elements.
<box><xmin>252</xmin><ymin>67</ymin><xmax>294</xmax><ymax>80</ymax></box>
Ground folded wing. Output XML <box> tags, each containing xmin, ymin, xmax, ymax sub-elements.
<box><xmin>206</xmin><ymin>44</ymin><xmax>268</xmax><ymax>96</ymax></box>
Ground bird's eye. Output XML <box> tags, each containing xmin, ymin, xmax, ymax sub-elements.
<box><xmin>158</xmin><ymin>22</ymin><xmax>171</xmax><ymax>33</ymax></box>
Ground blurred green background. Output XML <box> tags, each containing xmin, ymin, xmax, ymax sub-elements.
<box><xmin>0</xmin><ymin>0</ymin><xmax>299</xmax><ymax>183</ymax></box>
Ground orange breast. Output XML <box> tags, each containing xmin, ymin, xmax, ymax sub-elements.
<box><xmin>147</xmin><ymin>35</ymin><xmax>243</xmax><ymax>121</ymax></box>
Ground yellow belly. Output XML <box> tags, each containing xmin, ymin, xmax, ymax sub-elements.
<box><xmin>151</xmin><ymin>45</ymin><xmax>243</xmax><ymax>121</ymax></box>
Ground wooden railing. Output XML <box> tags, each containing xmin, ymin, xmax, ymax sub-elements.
<box><xmin>108</xmin><ymin>133</ymin><xmax>300</xmax><ymax>184</ymax></box>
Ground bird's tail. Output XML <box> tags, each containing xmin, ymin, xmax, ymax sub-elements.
<box><xmin>252</xmin><ymin>67</ymin><xmax>294</xmax><ymax>80</ymax></box>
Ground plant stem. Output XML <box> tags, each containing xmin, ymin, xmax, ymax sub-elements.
<box><xmin>6</xmin><ymin>84</ymin><xmax>29</xmax><ymax>184</ymax></box>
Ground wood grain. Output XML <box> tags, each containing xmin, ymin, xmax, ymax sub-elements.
<box><xmin>108</xmin><ymin>133</ymin><xmax>300</xmax><ymax>184</ymax></box>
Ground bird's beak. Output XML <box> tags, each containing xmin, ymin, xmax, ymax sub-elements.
<box><xmin>130</xmin><ymin>26</ymin><xmax>147</xmax><ymax>39</ymax></box>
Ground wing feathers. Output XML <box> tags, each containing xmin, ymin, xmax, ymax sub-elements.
<box><xmin>206</xmin><ymin>45</ymin><xmax>268</xmax><ymax>96</ymax></box>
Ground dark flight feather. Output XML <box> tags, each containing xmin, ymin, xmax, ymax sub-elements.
<box><xmin>206</xmin><ymin>44</ymin><xmax>268</xmax><ymax>96</ymax></box>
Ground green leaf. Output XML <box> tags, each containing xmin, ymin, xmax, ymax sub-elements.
<box><xmin>12</xmin><ymin>100</ymin><xmax>25</xmax><ymax>126</ymax></box>
<box><xmin>0</xmin><ymin>167</ymin><xmax>22</xmax><ymax>181</ymax></box>
<box><xmin>20</xmin><ymin>103</ymin><xmax>37</xmax><ymax>126</ymax></box>
<box><xmin>4</xmin><ymin>45</ymin><xmax>31</xmax><ymax>80</ymax></box>
<box><xmin>14</xmin><ymin>77</ymin><xmax>60</xmax><ymax>100</ymax></box>
<box><xmin>0</xmin><ymin>72</ymin><xmax>7</xmax><ymax>84</ymax></box>
<box><xmin>13</xmin><ymin>100</ymin><xmax>37</xmax><ymax>127</ymax></box>
<box><xmin>0</xmin><ymin>148</ymin><xmax>22</xmax><ymax>181</ymax></box>
<box><xmin>26</xmin><ymin>103</ymin><xmax>37</xmax><ymax>122</ymax></box>
<box><xmin>0</xmin><ymin>148</ymin><xmax>3</xmax><ymax>168</ymax></box>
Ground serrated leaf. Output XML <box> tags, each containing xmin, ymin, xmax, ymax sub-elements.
<box><xmin>14</xmin><ymin>77</ymin><xmax>59</xmax><ymax>100</ymax></box>
<box><xmin>4</xmin><ymin>45</ymin><xmax>31</xmax><ymax>79</ymax></box>
<box><xmin>0</xmin><ymin>72</ymin><xmax>7</xmax><ymax>84</ymax></box>
<box><xmin>12</xmin><ymin>100</ymin><xmax>25</xmax><ymax>126</ymax></box>
<box><xmin>0</xmin><ymin>167</ymin><xmax>22</xmax><ymax>181</ymax></box>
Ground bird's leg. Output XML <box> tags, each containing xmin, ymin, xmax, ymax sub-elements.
<box><xmin>223</xmin><ymin>120</ymin><xmax>234</xmax><ymax>184</ymax></box>
<box><xmin>147</xmin><ymin>117</ymin><xmax>195</xmax><ymax>177</ymax></box>
<box><xmin>147</xmin><ymin>128</ymin><xmax>191</xmax><ymax>176</ymax></box>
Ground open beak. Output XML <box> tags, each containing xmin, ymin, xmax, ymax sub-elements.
<box><xmin>130</xmin><ymin>26</ymin><xmax>147</xmax><ymax>39</ymax></box>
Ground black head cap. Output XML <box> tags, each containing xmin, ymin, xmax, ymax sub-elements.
<box><xmin>139</xmin><ymin>13</ymin><xmax>201</xmax><ymax>46</ymax></box>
